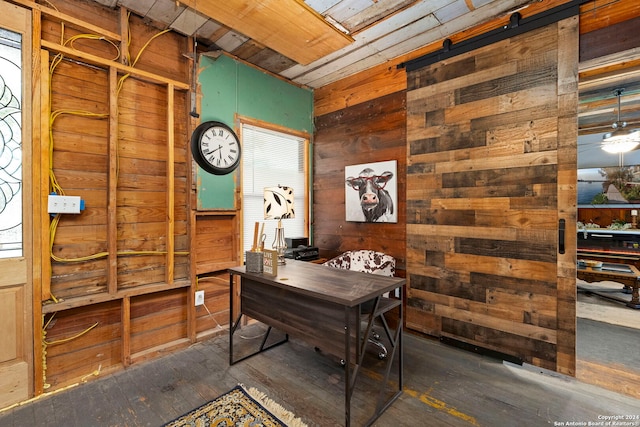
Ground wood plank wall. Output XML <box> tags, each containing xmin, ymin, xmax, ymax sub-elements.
<box><xmin>314</xmin><ymin>92</ymin><xmax>406</xmax><ymax>268</ymax></box>
<box><xmin>405</xmin><ymin>18</ymin><xmax>578</xmax><ymax>373</ymax></box>
<box><xmin>26</xmin><ymin>0</ymin><xmax>228</xmax><ymax>392</ymax></box>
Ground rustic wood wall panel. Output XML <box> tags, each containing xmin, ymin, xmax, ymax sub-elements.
<box><xmin>195</xmin><ymin>215</ymin><xmax>238</xmax><ymax>274</ymax></box>
<box><xmin>405</xmin><ymin>19</ymin><xmax>578</xmax><ymax>373</ymax></box>
<box><xmin>34</xmin><ymin>0</ymin><xmax>198</xmax><ymax>394</ymax></box>
<box><xmin>579</xmin><ymin>0</ymin><xmax>640</xmax><ymax>35</ymax></box>
<box><xmin>580</xmin><ymin>15</ymin><xmax>640</xmax><ymax>62</ymax></box>
<box><xmin>43</xmin><ymin>301</ymin><xmax>122</xmax><ymax>389</ymax></box>
<box><xmin>116</xmin><ymin>77</ymin><xmax>181</xmax><ymax>289</ymax></box>
<box><xmin>195</xmin><ymin>274</ymin><xmax>230</xmax><ymax>337</ymax></box>
<box><xmin>49</xmin><ymin>56</ymin><xmax>109</xmax><ymax>299</ymax></box>
<box><xmin>193</xmin><ymin>215</ymin><xmax>238</xmax><ymax>339</ymax></box>
<box><xmin>129</xmin><ymin>290</ymin><xmax>187</xmax><ymax>357</ymax></box>
<box><xmin>126</xmin><ymin>13</ymin><xmax>189</xmax><ymax>82</ymax></box>
<box><xmin>314</xmin><ymin>91</ymin><xmax>406</xmax><ymax>266</ymax></box>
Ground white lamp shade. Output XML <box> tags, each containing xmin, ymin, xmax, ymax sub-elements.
<box><xmin>264</xmin><ymin>186</ymin><xmax>295</xmax><ymax>220</ymax></box>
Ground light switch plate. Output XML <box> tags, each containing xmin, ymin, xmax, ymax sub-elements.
<box><xmin>48</xmin><ymin>194</ymin><xmax>82</xmax><ymax>214</ymax></box>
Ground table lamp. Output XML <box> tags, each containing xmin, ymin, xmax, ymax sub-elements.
<box><xmin>264</xmin><ymin>185</ymin><xmax>295</xmax><ymax>265</ymax></box>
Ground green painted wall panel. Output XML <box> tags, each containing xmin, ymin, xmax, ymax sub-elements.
<box><xmin>196</xmin><ymin>54</ymin><xmax>313</xmax><ymax>210</ymax></box>
<box><xmin>237</xmin><ymin>64</ymin><xmax>314</xmax><ymax>133</ymax></box>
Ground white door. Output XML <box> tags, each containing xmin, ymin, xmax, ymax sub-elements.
<box><xmin>0</xmin><ymin>0</ymin><xmax>32</xmax><ymax>408</ymax></box>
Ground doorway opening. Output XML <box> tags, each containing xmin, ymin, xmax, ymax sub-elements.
<box><xmin>576</xmin><ymin>68</ymin><xmax>640</xmax><ymax>399</ymax></box>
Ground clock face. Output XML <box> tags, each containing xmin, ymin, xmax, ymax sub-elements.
<box><xmin>191</xmin><ymin>121</ymin><xmax>241</xmax><ymax>175</ymax></box>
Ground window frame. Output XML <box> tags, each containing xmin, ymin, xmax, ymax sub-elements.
<box><xmin>237</xmin><ymin>116</ymin><xmax>311</xmax><ymax>256</ymax></box>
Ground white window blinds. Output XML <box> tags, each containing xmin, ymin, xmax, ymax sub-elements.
<box><xmin>242</xmin><ymin>124</ymin><xmax>307</xmax><ymax>254</ymax></box>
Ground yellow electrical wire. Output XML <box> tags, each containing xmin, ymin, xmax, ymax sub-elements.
<box><xmin>117</xmin><ymin>28</ymin><xmax>171</xmax><ymax>95</ymax></box>
<box><xmin>42</xmin><ymin>322</ymin><xmax>49</xmax><ymax>389</ymax></box>
<box><xmin>125</xmin><ymin>11</ymin><xmax>132</xmax><ymax>66</ymax></box>
<box><xmin>48</xmin><ymin>109</ymin><xmax>109</xmax><ymax>197</ymax></box>
<box><xmin>47</xmin><ymin>15</ymin><xmax>189</xmax><ymax>264</ymax></box>
<box><xmin>44</xmin><ymin>312</ymin><xmax>55</xmax><ymax>330</ymax></box>
<box><xmin>68</xmin><ymin>34</ymin><xmax>120</xmax><ymax>61</ymax></box>
<box><xmin>49</xmin><ymin>213</ymin><xmax>187</xmax><ymax>263</ymax></box>
<box><xmin>41</xmin><ymin>312</ymin><xmax>56</xmax><ymax>389</ymax></box>
<box><xmin>44</xmin><ymin>321</ymin><xmax>99</xmax><ymax>345</ymax></box>
<box><xmin>40</xmin><ymin>0</ymin><xmax>58</xmax><ymax>11</ymax></box>
<box><xmin>49</xmin><ymin>34</ymin><xmax>120</xmax><ymax>77</ymax></box>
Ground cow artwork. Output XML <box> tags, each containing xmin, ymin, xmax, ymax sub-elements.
<box><xmin>345</xmin><ymin>160</ymin><xmax>397</xmax><ymax>223</ymax></box>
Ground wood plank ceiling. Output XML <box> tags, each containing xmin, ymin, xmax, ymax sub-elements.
<box><xmin>90</xmin><ymin>0</ymin><xmax>535</xmax><ymax>88</ymax></box>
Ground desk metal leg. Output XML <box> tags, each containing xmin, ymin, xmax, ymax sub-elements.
<box><xmin>344</xmin><ymin>306</ymin><xmax>352</xmax><ymax>427</ymax></box>
<box><xmin>229</xmin><ymin>273</ymin><xmax>289</xmax><ymax>365</ymax></box>
<box><xmin>363</xmin><ymin>288</ymin><xmax>403</xmax><ymax>426</ymax></box>
<box><xmin>229</xmin><ymin>273</ymin><xmax>236</xmax><ymax>366</ymax></box>
<box><xmin>230</xmin><ymin>315</ymin><xmax>288</xmax><ymax>365</ymax></box>
<box><xmin>344</xmin><ymin>286</ymin><xmax>404</xmax><ymax>427</ymax></box>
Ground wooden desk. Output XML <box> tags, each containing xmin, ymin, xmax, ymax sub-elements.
<box><xmin>228</xmin><ymin>260</ymin><xmax>406</xmax><ymax>427</ymax></box>
<box><xmin>577</xmin><ymin>262</ymin><xmax>640</xmax><ymax>309</ymax></box>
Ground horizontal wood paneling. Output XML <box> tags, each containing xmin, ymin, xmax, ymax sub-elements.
<box><xmin>44</xmin><ymin>301</ymin><xmax>122</xmax><ymax>389</ymax></box>
<box><xmin>579</xmin><ymin>0</ymin><xmax>640</xmax><ymax>34</ymax></box>
<box><xmin>313</xmin><ymin>91</ymin><xmax>406</xmax><ymax>267</ymax></box>
<box><xmin>195</xmin><ymin>215</ymin><xmax>238</xmax><ymax>275</ymax></box>
<box><xmin>405</xmin><ymin>19</ymin><xmax>578</xmax><ymax>373</ymax></box>
<box><xmin>194</xmin><ymin>274</ymin><xmax>229</xmax><ymax>336</ymax></box>
<box><xmin>130</xmin><ymin>290</ymin><xmax>187</xmax><ymax>355</ymax></box>
<box><xmin>579</xmin><ymin>15</ymin><xmax>640</xmax><ymax>62</ymax></box>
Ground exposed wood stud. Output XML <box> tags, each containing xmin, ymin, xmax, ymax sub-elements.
<box><xmin>34</xmin><ymin>12</ymin><xmax>47</xmax><ymax>398</ymax></box>
<box><xmin>107</xmin><ymin>66</ymin><xmax>118</xmax><ymax>295</ymax></box>
<box><xmin>166</xmin><ymin>83</ymin><xmax>175</xmax><ymax>285</ymax></box>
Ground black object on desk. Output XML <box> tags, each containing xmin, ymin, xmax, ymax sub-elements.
<box><xmin>284</xmin><ymin>245</ymin><xmax>319</xmax><ymax>260</ymax></box>
<box><xmin>285</xmin><ymin>236</ymin><xmax>308</xmax><ymax>248</ymax></box>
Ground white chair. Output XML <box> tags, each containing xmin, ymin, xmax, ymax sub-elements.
<box><xmin>323</xmin><ymin>249</ymin><xmax>395</xmax><ymax>277</ymax></box>
<box><xmin>323</xmin><ymin>250</ymin><xmax>396</xmax><ymax>359</ymax></box>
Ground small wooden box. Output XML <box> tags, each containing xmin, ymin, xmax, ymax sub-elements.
<box><xmin>262</xmin><ymin>250</ymin><xmax>278</xmax><ymax>276</ymax></box>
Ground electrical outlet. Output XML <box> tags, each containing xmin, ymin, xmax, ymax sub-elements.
<box><xmin>195</xmin><ymin>290</ymin><xmax>205</xmax><ymax>306</ymax></box>
<box><xmin>48</xmin><ymin>194</ymin><xmax>82</xmax><ymax>214</ymax></box>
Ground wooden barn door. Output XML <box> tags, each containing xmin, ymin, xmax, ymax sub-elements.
<box><xmin>405</xmin><ymin>17</ymin><xmax>578</xmax><ymax>375</ymax></box>
<box><xmin>0</xmin><ymin>1</ymin><xmax>33</xmax><ymax>407</ymax></box>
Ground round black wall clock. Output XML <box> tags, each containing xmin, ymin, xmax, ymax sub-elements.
<box><xmin>191</xmin><ymin>121</ymin><xmax>241</xmax><ymax>175</ymax></box>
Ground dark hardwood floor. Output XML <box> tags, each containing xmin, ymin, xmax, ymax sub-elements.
<box><xmin>1</xmin><ymin>323</ymin><xmax>639</xmax><ymax>426</ymax></box>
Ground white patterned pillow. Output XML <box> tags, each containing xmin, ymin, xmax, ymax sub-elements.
<box><xmin>324</xmin><ymin>250</ymin><xmax>395</xmax><ymax>277</ymax></box>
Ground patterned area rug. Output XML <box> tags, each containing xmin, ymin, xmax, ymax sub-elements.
<box><xmin>163</xmin><ymin>384</ymin><xmax>308</xmax><ymax>427</ymax></box>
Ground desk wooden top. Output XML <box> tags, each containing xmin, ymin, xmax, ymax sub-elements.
<box><xmin>229</xmin><ymin>259</ymin><xmax>406</xmax><ymax>307</ymax></box>
<box><xmin>577</xmin><ymin>262</ymin><xmax>640</xmax><ymax>278</ymax></box>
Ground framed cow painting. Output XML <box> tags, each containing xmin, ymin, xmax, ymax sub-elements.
<box><xmin>345</xmin><ymin>160</ymin><xmax>397</xmax><ymax>223</ymax></box>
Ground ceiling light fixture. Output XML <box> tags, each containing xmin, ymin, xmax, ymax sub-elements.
<box><xmin>601</xmin><ymin>88</ymin><xmax>640</xmax><ymax>154</ymax></box>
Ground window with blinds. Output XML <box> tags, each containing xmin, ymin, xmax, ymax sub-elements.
<box><xmin>241</xmin><ymin>123</ymin><xmax>308</xmax><ymax>255</ymax></box>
